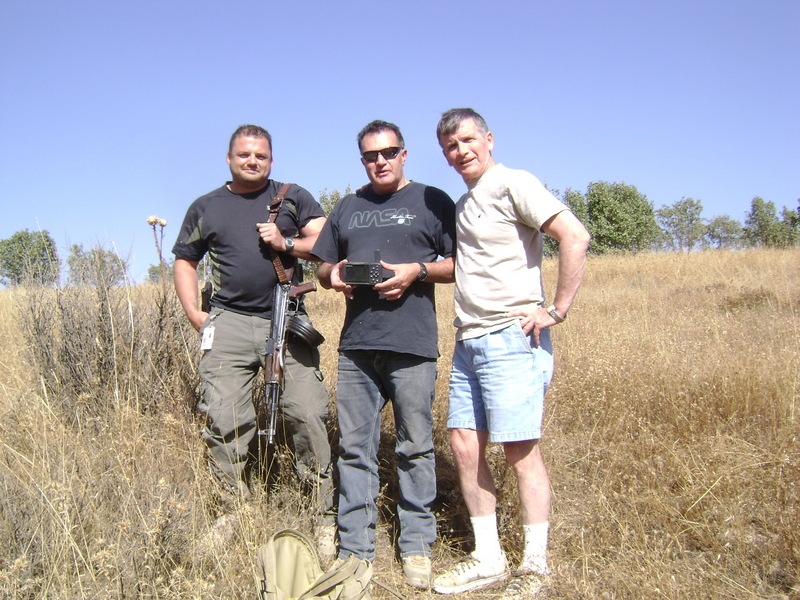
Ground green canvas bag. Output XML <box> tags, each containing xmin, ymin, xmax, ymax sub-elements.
<box><xmin>255</xmin><ymin>529</ymin><xmax>372</xmax><ymax>600</ymax></box>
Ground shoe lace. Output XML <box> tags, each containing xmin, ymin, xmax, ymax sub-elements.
<box><xmin>451</xmin><ymin>556</ymin><xmax>484</xmax><ymax>576</ymax></box>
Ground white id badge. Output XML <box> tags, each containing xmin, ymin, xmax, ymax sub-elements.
<box><xmin>200</xmin><ymin>324</ymin><xmax>215</xmax><ymax>350</ymax></box>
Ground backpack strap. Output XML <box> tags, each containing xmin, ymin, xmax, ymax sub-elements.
<box><xmin>300</xmin><ymin>555</ymin><xmax>373</xmax><ymax>600</ymax></box>
<box><xmin>267</xmin><ymin>183</ymin><xmax>294</xmax><ymax>284</ymax></box>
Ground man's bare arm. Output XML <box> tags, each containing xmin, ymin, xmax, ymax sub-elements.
<box><xmin>316</xmin><ymin>261</ymin><xmax>336</xmax><ymax>289</ymax></box>
<box><xmin>174</xmin><ymin>258</ymin><xmax>208</xmax><ymax>331</ymax></box>
<box><xmin>294</xmin><ymin>216</ymin><xmax>326</xmax><ymax>260</ymax></box>
<box><xmin>508</xmin><ymin>210</ymin><xmax>590</xmax><ymax>343</ymax></box>
<box><xmin>542</xmin><ymin>210</ymin><xmax>591</xmax><ymax>318</ymax></box>
<box><xmin>257</xmin><ymin>216</ymin><xmax>326</xmax><ymax>261</ymax></box>
<box><xmin>423</xmin><ymin>255</ymin><xmax>454</xmax><ymax>284</ymax></box>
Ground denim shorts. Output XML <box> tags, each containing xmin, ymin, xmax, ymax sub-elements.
<box><xmin>448</xmin><ymin>321</ymin><xmax>554</xmax><ymax>443</ymax></box>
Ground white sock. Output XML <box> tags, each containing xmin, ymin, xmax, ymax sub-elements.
<box><xmin>522</xmin><ymin>522</ymin><xmax>549</xmax><ymax>574</ymax></box>
<box><xmin>471</xmin><ymin>514</ymin><xmax>503</xmax><ymax>562</ymax></box>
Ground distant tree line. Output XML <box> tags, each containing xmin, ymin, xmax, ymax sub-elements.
<box><xmin>0</xmin><ymin>233</ymin><xmax>132</xmax><ymax>287</ymax></box>
<box><xmin>549</xmin><ymin>183</ymin><xmax>798</xmax><ymax>255</ymax></box>
<box><xmin>1</xmin><ymin>186</ymin><xmax>797</xmax><ymax>286</ymax></box>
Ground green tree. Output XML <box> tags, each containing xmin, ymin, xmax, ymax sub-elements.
<box><xmin>744</xmin><ymin>197</ymin><xmax>782</xmax><ymax>248</ymax></box>
<box><xmin>544</xmin><ymin>188</ymin><xmax>590</xmax><ymax>257</ymax></box>
<box><xmin>307</xmin><ymin>188</ymin><xmax>352</xmax><ymax>274</ymax></box>
<box><xmin>585</xmin><ymin>181</ymin><xmax>659</xmax><ymax>253</ymax></box>
<box><xmin>147</xmin><ymin>260</ymin><xmax>175</xmax><ymax>283</ymax></box>
<box><xmin>777</xmin><ymin>206</ymin><xmax>800</xmax><ymax>247</ymax></box>
<box><xmin>318</xmin><ymin>187</ymin><xmax>351</xmax><ymax>216</ymax></box>
<box><xmin>563</xmin><ymin>187</ymin><xmax>589</xmax><ymax>225</ymax></box>
<box><xmin>67</xmin><ymin>244</ymin><xmax>128</xmax><ymax>287</ymax></box>
<box><xmin>705</xmin><ymin>215</ymin><xmax>743</xmax><ymax>249</ymax></box>
<box><xmin>656</xmin><ymin>198</ymin><xmax>707</xmax><ymax>252</ymax></box>
<box><xmin>0</xmin><ymin>229</ymin><xmax>60</xmax><ymax>285</ymax></box>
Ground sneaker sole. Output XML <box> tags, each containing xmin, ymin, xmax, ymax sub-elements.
<box><xmin>405</xmin><ymin>577</ymin><xmax>431</xmax><ymax>590</ymax></box>
<box><xmin>433</xmin><ymin>571</ymin><xmax>509</xmax><ymax>594</ymax></box>
<box><xmin>403</xmin><ymin>560</ymin><xmax>432</xmax><ymax>589</ymax></box>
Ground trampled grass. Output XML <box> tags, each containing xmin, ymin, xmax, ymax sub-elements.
<box><xmin>0</xmin><ymin>248</ymin><xmax>797</xmax><ymax>599</ymax></box>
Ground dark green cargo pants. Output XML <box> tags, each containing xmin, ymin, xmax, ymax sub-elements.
<box><xmin>197</xmin><ymin>308</ymin><xmax>333</xmax><ymax>513</ymax></box>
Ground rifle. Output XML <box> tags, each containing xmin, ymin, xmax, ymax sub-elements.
<box><xmin>262</xmin><ymin>279</ymin><xmax>317</xmax><ymax>446</ymax></box>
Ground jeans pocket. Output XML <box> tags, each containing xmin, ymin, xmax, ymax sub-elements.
<box><xmin>508</xmin><ymin>320</ymin><xmax>534</xmax><ymax>354</ymax></box>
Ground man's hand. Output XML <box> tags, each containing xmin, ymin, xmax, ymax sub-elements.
<box><xmin>256</xmin><ymin>222</ymin><xmax>289</xmax><ymax>252</ymax></box>
<box><xmin>318</xmin><ymin>260</ymin><xmax>355</xmax><ymax>299</ymax></box>
<box><xmin>373</xmin><ymin>260</ymin><xmax>417</xmax><ymax>301</ymax></box>
<box><xmin>188</xmin><ymin>309</ymin><xmax>210</xmax><ymax>332</ymax></box>
<box><xmin>507</xmin><ymin>307</ymin><xmax>560</xmax><ymax>347</ymax></box>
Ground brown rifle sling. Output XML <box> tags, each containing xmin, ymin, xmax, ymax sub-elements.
<box><xmin>266</xmin><ymin>183</ymin><xmax>294</xmax><ymax>284</ymax></box>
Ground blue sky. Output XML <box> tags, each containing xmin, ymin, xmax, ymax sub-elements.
<box><xmin>1</xmin><ymin>0</ymin><xmax>797</xmax><ymax>281</ymax></box>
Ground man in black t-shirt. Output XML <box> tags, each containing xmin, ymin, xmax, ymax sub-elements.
<box><xmin>172</xmin><ymin>126</ymin><xmax>334</xmax><ymax>546</ymax></box>
<box><xmin>313</xmin><ymin>120</ymin><xmax>456</xmax><ymax>589</ymax></box>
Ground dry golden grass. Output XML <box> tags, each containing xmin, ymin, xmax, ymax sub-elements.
<box><xmin>0</xmin><ymin>248</ymin><xmax>797</xmax><ymax>599</ymax></box>
<box><xmin>537</xmin><ymin>250</ymin><xmax>799</xmax><ymax>600</ymax></box>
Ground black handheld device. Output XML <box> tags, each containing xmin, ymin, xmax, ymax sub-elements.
<box><xmin>342</xmin><ymin>250</ymin><xmax>394</xmax><ymax>285</ymax></box>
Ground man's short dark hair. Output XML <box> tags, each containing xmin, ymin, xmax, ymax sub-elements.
<box><xmin>357</xmin><ymin>120</ymin><xmax>405</xmax><ymax>152</ymax></box>
<box><xmin>229</xmin><ymin>124</ymin><xmax>272</xmax><ymax>153</ymax></box>
<box><xmin>436</xmin><ymin>108</ymin><xmax>490</xmax><ymax>140</ymax></box>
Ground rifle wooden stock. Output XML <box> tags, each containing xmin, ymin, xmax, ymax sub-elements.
<box><xmin>290</xmin><ymin>281</ymin><xmax>316</xmax><ymax>297</ymax></box>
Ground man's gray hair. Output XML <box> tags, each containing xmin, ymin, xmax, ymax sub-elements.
<box><xmin>436</xmin><ymin>108</ymin><xmax>490</xmax><ymax>139</ymax></box>
<box><xmin>357</xmin><ymin>120</ymin><xmax>405</xmax><ymax>152</ymax></box>
<box><xmin>229</xmin><ymin>124</ymin><xmax>272</xmax><ymax>153</ymax></box>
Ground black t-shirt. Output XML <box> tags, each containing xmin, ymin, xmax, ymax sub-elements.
<box><xmin>172</xmin><ymin>180</ymin><xmax>324</xmax><ymax>317</ymax></box>
<box><xmin>312</xmin><ymin>182</ymin><xmax>455</xmax><ymax>358</ymax></box>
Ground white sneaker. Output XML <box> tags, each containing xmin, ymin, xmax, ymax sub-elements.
<box><xmin>402</xmin><ymin>555</ymin><xmax>432</xmax><ymax>589</ymax></box>
<box><xmin>433</xmin><ymin>553</ymin><xmax>508</xmax><ymax>594</ymax></box>
<box><xmin>499</xmin><ymin>569</ymin><xmax>547</xmax><ymax>599</ymax></box>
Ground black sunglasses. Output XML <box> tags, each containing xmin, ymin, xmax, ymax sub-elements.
<box><xmin>361</xmin><ymin>146</ymin><xmax>402</xmax><ymax>162</ymax></box>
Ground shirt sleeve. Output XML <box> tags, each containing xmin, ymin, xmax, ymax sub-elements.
<box><xmin>432</xmin><ymin>187</ymin><xmax>457</xmax><ymax>258</ymax></box>
<box><xmin>291</xmin><ymin>184</ymin><xmax>325</xmax><ymax>229</ymax></box>
<box><xmin>310</xmin><ymin>197</ymin><xmax>346</xmax><ymax>264</ymax></box>
<box><xmin>507</xmin><ymin>170</ymin><xmax>568</xmax><ymax>230</ymax></box>
<box><xmin>171</xmin><ymin>199</ymin><xmax>207</xmax><ymax>262</ymax></box>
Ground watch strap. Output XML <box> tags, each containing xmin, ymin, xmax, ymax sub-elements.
<box><xmin>416</xmin><ymin>262</ymin><xmax>428</xmax><ymax>281</ymax></box>
<box><xmin>547</xmin><ymin>305</ymin><xmax>565</xmax><ymax>323</ymax></box>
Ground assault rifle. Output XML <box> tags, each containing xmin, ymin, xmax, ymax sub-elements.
<box><xmin>262</xmin><ymin>279</ymin><xmax>317</xmax><ymax>446</ymax></box>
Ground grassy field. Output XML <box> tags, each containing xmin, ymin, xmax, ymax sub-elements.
<box><xmin>0</xmin><ymin>248</ymin><xmax>797</xmax><ymax>599</ymax></box>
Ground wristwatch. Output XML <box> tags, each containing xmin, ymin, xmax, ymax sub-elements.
<box><xmin>416</xmin><ymin>262</ymin><xmax>428</xmax><ymax>281</ymax></box>
<box><xmin>284</xmin><ymin>237</ymin><xmax>295</xmax><ymax>254</ymax></box>
<box><xmin>547</xmin><ymin>304</ymin><xmax>566</xmax><ymax>323</ymax></box>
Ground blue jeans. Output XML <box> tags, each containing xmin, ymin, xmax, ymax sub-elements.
<box><xmin>336</xmin><ymin>350</ymin><xmax>438</xmax><ymax>560</ymax></box>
